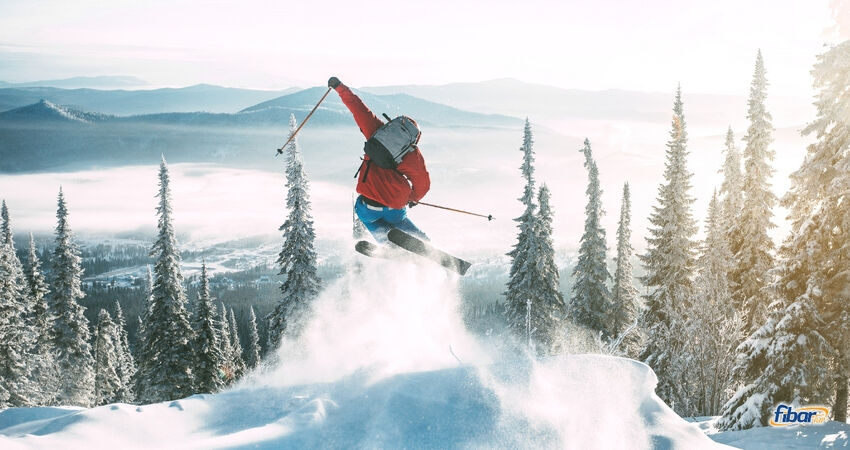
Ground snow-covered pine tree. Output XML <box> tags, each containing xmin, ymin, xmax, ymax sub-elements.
<box><xmin>49</xmin><ymin>188</ymin><xmax>95</xmax><ymax>407</ymax></box>
<box><xmin>218</xmin><ymin>303</ymin><xmax>234</xmax><ymax>384</ymax></box>
<box><xmin>719</xmin><ymin>42</ymin><xmax>850</xmax><ymax>428</ymax></box>
<box><xmin>801</xmin><ymin>39</ymin><xmax>850</xmax><ymax>422</ymax></box>
<box><xmin>191</xmin><ymin>263</ymin><xmax>226</xmax><ymax>394</ymax></box>
<box><xmin>228</xmin><ymin>308</ymin><xmax>246</xmax><ymax>380</ymax></box>
<box><xmin>267</xmin><ymin>114</ymin><xmax>321</xmax><ymax>348</ymax></box>
<box><xmin>137</xmin><ymin>265</ymin><xmax>153</xmax><ymax>341</ymax></box>
<box><xmin>265</xmin><ymin>318</ymin><xmax>273</xmax><ymax>358</ymax></box>
<box><xmin>1</xmin><ymin>200</ymin><xmax>11</xmax><ymax>245</ymax></box>
<box><xmin>732</xmin><ymin>50</ymin><xmax>777</xmax><ymax>332</ymax></box>
<box><xmin>570</xmin><ymin>139</ymin><xmax>613</xmax><ymax>339</ymax></box>
<box><xmin>610</xmin><ymin>183</ymin><xmax>641</xmax><ymax>358</ymax></box>
<box><xmin>717</xmin><ymin>221</ymin><xmax>833</xmax><ymax>429</ymax></box>
<box><xmin>0</xmin><ymin>211</ymin><xmax>36</xmax><ymax>407</ymax></box>
<box><xmin>532</xmin><ymin>185</ymin><xmax>566</xmax><ymax>353</ymax></box>
<box><xmin>93</xmin><ymin>309</ymin><xmax>122</xmax><ymax>406</ymax></box>
<box><xmin>715</xmin><ymin>305</ymin><xmax>780</xmax><ymax>430</ymax></box>
<box><xmin>113</xmin><ymin>301</ymin><xmax>136</xmax><ymax>402</ymax></box>
<box><xmin>24</xmin><ymin>233</ymin><xmax>58</xmax><ymax>405</ymax></box>
<box><xmin>504</xmin><ymin>119</ymin><xmax>544</xmax><ymax>351</ymax></box>
<box><xmin>135</xmin><ymin>315</ymin><xmax>144</xmax><ymax>358</ymax></box>
<box><xmin>246</xmin><ymin>306</ymin><xmax>262</xmax><ymax>370</ymax></box>
<box><xmin>718</xmin><ymin>127</ymin><xmax>745</xmax><ymax>309</ymax></box>
<box><xmin>136</xmin><ymin>158</ymin><xmax>196</xmax><ymax>403</ymax></box>
<box><xmin>684</xmin><ymin>191</ymin><xmax>744</xmax><ymax>416</ymax></box>
<box><xmin>639</xmin><ymin>86</ymin><xmax>698</xmax><ymax>409</ymax></box>
<box><xmin>144</xmin><ymin>265</ymin><xmax>153</xmax><ymax>306</ymax></box>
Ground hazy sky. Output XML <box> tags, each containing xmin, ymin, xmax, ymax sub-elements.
<box><xmin>0</xmin><ymin>0</ymin><xmax>847</xmax><ymax>95</ymax></box>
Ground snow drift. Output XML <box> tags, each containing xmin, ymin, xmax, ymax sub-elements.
<box><xmin>0</xmin><ymin>256</ymin><xmax>723</xmax><ymax>449</ymax></box>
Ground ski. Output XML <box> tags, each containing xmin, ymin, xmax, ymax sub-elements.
<box><xmin>355</xmin><ymin>240</ymin><xmax>398</xmax><ymax>260</ymax></box>
<box><xmin>386</xmin><ymin>228</ymin><xmax>472</xmax><ymax>276</ymax></box>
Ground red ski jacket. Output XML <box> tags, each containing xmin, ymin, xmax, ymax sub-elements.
<box><xmin>335</xmin><ymin>84</ymin><xmax>430</xmax><ymax>210</ymax></box>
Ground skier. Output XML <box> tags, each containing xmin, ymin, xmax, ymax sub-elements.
<box><xmin>328</xmin><ymin>76</ymin><xmax>430</xmax><ymax>243</ymax></box>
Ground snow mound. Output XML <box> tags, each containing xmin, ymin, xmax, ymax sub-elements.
<box><xmin>0</xmin><ymin>355</ymin><xmax>723</xmax><ymax>449</ymax></box>
<box><xmin>1</xmin><ymin>258</ymin><xmax>724</xmax><ymax>449</ymax></box>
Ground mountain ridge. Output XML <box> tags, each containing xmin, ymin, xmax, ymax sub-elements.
<box><xmin>0</xmin><ymin>84</ymin><xmax>300</xmax><ymax>116</ymax></box>
<box><xmin>0</xmin><ymin>99</ymin><xmax>110</xmax><ymax>123</ymax></box>
<box><xmin>0</xmin><ymin>87</ymin><xmax>522</xmax><ymax>129</ymax></box>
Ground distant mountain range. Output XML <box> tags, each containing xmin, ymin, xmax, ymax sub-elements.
<box><xmin>0</xmin><ymin>87</ymin><xmax>520</xmax><ymax>128</ymax></box>
<box><xmin>238</xmin><ymin>87</ymin><xmax>520</xmax><ymax>128</ymax></box>
<box><xmin>0</xmin><ymin>75</ymin><xmax>150</xmax><ymax>90</ymax></box>
<box><xmin>0</xmin><ymin>84</ymin><xmax>300</xmax><ymax>115</ymax></box>
<box><xmin>0</xmin><ymin>77</ymin><xmax>814</xmax><ymax>174</ymax></box>
<box><xmin>0</xmin><ymin>86</ymin><xmax>523</xmax><ymax>173</ymax></box>
<box><xmin>1</xmin><ymin>77</ymin><xmax>812</xmax><ymax>126</ymax></box>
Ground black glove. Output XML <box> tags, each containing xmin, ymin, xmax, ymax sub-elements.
<box><xmin>328</xmin><ymin>77</ymin><xmax>341</xmax><ymax>89</ymax></box>
<box><xmin>408</xmin><ymin>201</ymin><xmax>418</xmax><ymax>208</ymax></box>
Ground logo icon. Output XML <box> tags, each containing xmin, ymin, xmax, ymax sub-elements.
<box><xmin>769</xmin><ymin>404</ymin><xmax>830</xmax><ymax>426</ymax></box>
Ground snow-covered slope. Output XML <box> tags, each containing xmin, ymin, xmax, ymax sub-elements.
<box><xmin>0</xmin><ymin>258</ymin><xmax>723</xmax><ymax>449</ymax></box>
<box><xmin>0</xmin><ymin>356</ymin><xmax>722</xmax><ymax>449</ymax></box>
<box><xmin>692</xmin><ymin>416</ymin><xmax>850</xmax><ymax>449</ymax></box>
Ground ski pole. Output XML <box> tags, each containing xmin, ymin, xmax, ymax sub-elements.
<box><xmin>276</xmin><ymin>86</ymin><xmax>333</xmax><ymax>156</ymax></box>
<box><xmin>415</xmin><ymin>201</ymin><xmax>494</xmax><ymax>221</ymax></box>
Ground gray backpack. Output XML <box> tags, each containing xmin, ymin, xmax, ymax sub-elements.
<box><xmin>363</xmin><ymin>115</ymin><xmax>421</xmax><ymax>169</ymax></box>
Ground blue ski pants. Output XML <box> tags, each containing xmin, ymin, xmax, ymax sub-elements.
<box><xmin>354</xmin><ymin>195</ymin><xmax>428</xmax><ymax>243</ymax></box>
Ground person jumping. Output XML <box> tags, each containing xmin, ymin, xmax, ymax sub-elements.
<box><xmin>328</xmin><ymin>76</ymin><xmax>430</xmax><ymax>243</ymax></box>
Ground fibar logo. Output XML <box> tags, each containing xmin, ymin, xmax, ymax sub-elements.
<box><xmin>769</xmin><ymin>404</ymin><xmax>830</xmax><ymax>426</ymax></box>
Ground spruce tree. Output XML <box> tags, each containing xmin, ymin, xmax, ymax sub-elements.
<box><xmin>136</xmin><ymin>159</ymin><xmax>196</xmax><ymax>403</ymax></box>
<box><xmin>25</xmin><ymin>234</ymin><xmax>52</xmax><ymax>341</ymax></box>
<box><xmin>0</xmin><ymin>219</ymin><xmax>35</xmax><ymax>407</ymax></box>
<box><xmin>246</xmin><ymin>306</ymin><xmax>262</xmax><ymax>370</ymax></box>
<box><xmin>684</xmin><ymin>192</ymin><xmax>744</xmax><ymax>416</ymax></box>
<box><xmin>228</xmin><ymin>308</ymin><xmax>246</xmax><ymax>380</ymax></box>
<box><xmin>191</xmin><ymin>263</ymin><xmax>226</xmax><ymax>393</ymax></box>
<box><xmin>732</xmin><ymin>50</ymin><xmax>777</xmax><ymax>332</ymax></box>
<box><xmin>137</xmin><ymin>265</ymin><xmax>153</xmax><ymax>341</ymax></box>
<box><xmin>504</xmin><ymin>119</ymin><xmax>543</xmax><ymax>351</ymax></box>
<box><xmin>717</xmin><ymin>228</ymin><xmax>833</xmax><ymax>429</ymax></box>
<box><xmin>610</xmin><ymin>183</ymin><xmax>641</xmax><ymax>357</ymax></box>
<box><xmin>802</xmin><ymin>40</ymin><xmax>850</xmax><ymax>422</ymax></box>
<box><xmin>719</xmin><ymin>42</ymin><xmax>850</xmax><ymax>428</ymax></box>
<box><xmin>49</xmin><ymin>188</ymin><xmax>95</xmax><ymax>407</ymax></box>
<box><xmin>268</xmin><ymin>114</ymin><xmax>321</xmax><ymax>347</ymax></box>
<box><xmin>718</xmin><ymin>127</ymin><xmax>745</xmax><ymax>307</ymax></box>
<box><xmin>218</xmin><ymin>303</ymin><xmax>234</xmax><ymax>384</ymax></box>
<box><xmin>24</xmin><ymin>233</ymin><xmax>58</xmax><ymax>405</ymax></box>
<box><xmin>93</xmin><ymin>309</ymin><xmax>122</xmax><ymax>406</ymax></box>
<box><xmin>113</xmin><ymin>301</ymin><xmax>136</xmax><ymax>402</ymax></box>
<box><xmin>1</xmin><ymin>200</ymin><xmax>11</xmax><ymax>245</ymax></box>
<box><xmin>532</xmin><ymin>185</ymin><xmax>566</xmax><ymax>352</ymax></box>
<box><xmin>639</xmin><ymin>86</ymin><xmax>698</xmax><ymax>408</ymax></box>
<box><xmin>570</xmin><ymin>139</ymin><xmax>613</xmax><ymax>338</ymax></box>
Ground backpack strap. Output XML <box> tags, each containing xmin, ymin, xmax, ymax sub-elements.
<box><xmin>353</xmin><ymin>158</ymin><xmax>373</xmax><ymax>183</ymax></box>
